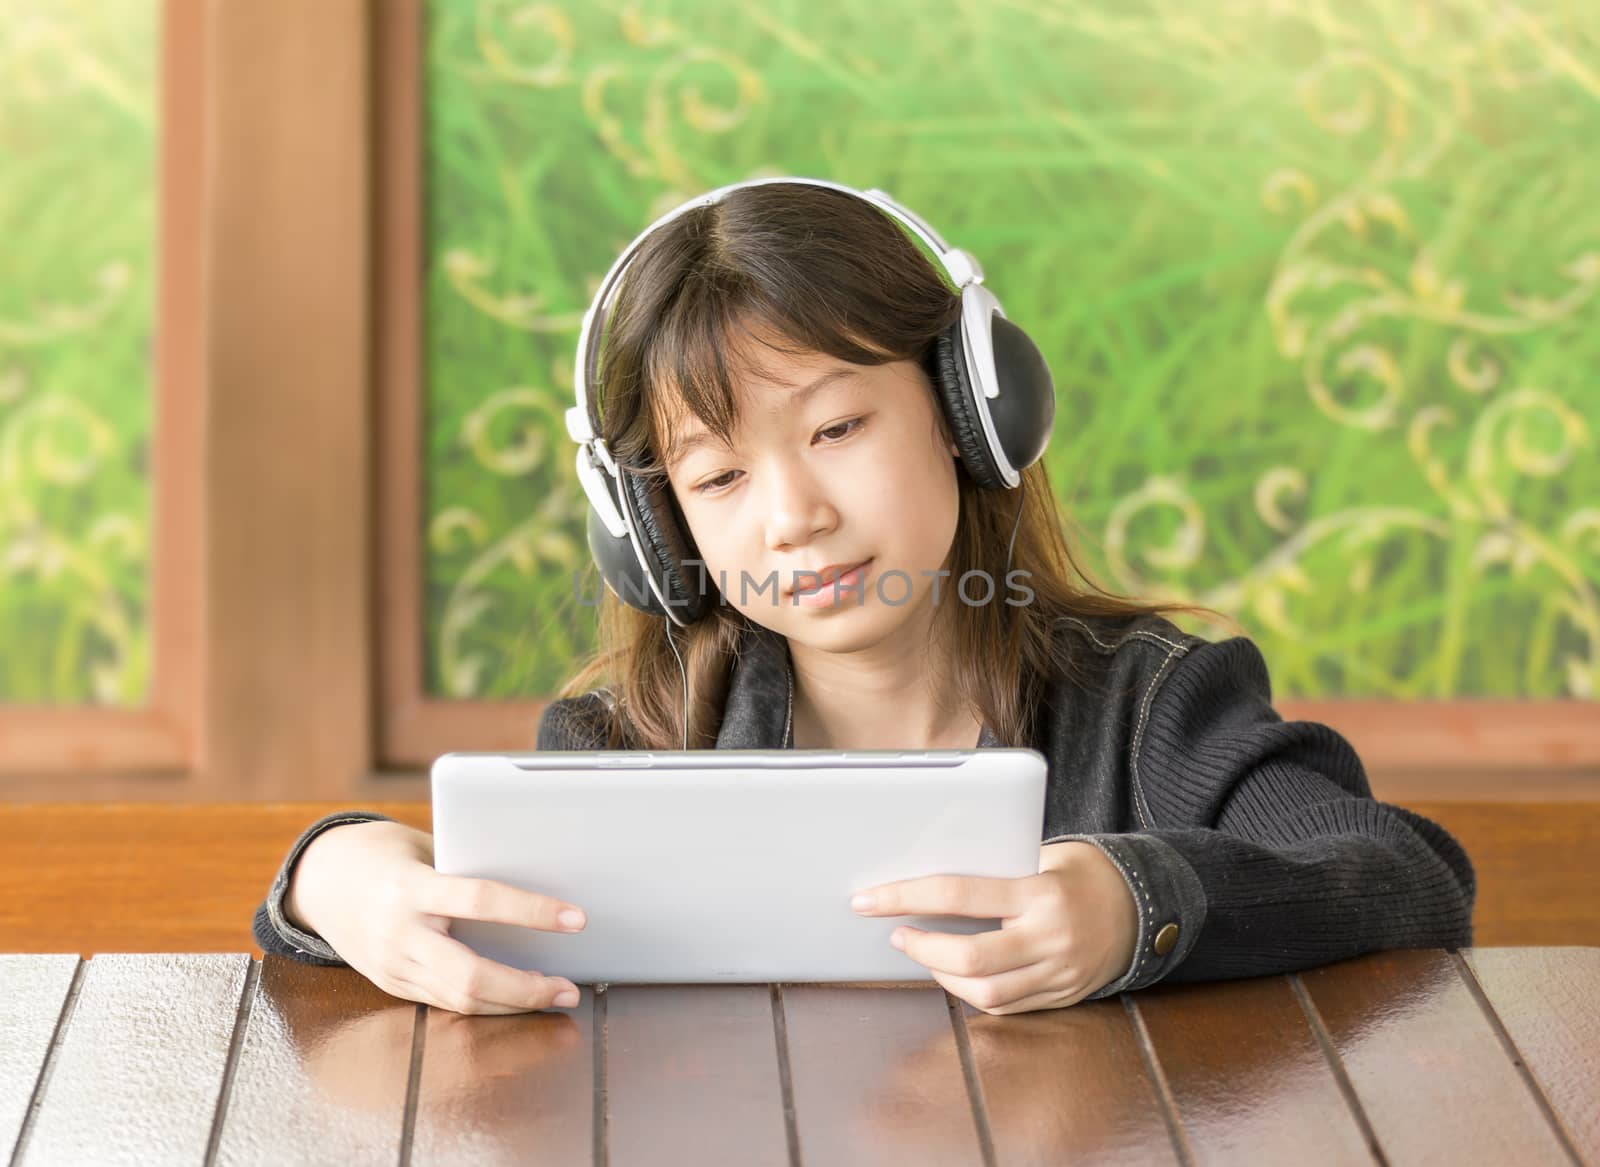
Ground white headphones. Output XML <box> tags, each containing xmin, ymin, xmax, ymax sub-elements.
<box><xmin>564</xmin><ymin>176</ymin><xmax>1056</xmax><ymax>626</ymax></box>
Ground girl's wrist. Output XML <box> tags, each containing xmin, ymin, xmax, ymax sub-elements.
<box><xmin>283</xmin><ymin>822</ymin><xmax>364</xmax><ymax>934</ymax></box>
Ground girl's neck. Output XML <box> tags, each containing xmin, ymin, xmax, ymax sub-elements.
<box><xmin>790</xmin><ymin>697</ymin><xmax>982</xmax><ymax>751</ymax></box>
<box><xmin>785</xmin><ymin>602</ymin><xmax>982</xmax><ymax>750</ymax></box>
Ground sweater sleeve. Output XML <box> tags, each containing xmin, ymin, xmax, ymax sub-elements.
<box><xmin>251</xmin><ymin>810</ymin><xmax>395</xmax><ymax>965</ymax></box>
<box><xmin>1057</xmin><ymin>634</ymin><xmax>1475</xmax><ymax>999</ymax></box>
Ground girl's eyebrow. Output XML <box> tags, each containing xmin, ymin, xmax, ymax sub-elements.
<box><xmin>664</xmin><ymin>367</ymin><xmax>858</xmax><ymax>468</ymax></box>
<box><xmin>787</xmin><ymin>366</ymin><xmax>859</xmax><ymax>406</ymax></box>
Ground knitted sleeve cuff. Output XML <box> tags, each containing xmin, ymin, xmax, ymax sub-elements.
<box><xmin>1042</xmin><ymin>831</ymin><xmax>1208</xmax><ymax>999</ymax></box>
<box><xmin>256</xmin><ymin>810</ymin><xmax>395</xmax><ymax>964</ymax></box>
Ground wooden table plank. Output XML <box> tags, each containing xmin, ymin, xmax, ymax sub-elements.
<box><xmin>0</xmin><ymin>803</ymin><xmax>431</xmax><ymax>955</ymax></box>
<box><xmin>960</xmin><ymin>996</ymin><xmax>1180</xmax><ymax>1166</ymax></box>
<box><xmin>604</xmin><ymin>985</ymin><xmax>790</xmax><ymax>1166</ymax></box>
<box><xmin>17</xmin><ymin>953</ymin><xmax>249</xmax><ymax>1166</ymax></box>
<box><xmin>0</xmin><ymin>948</ymin><xmax>1594</xmax><ymax>1166</ymax></box>
<box><xmin>409</xmin><ymin>988</ymin><xmax>597</xmax><ymax>1165</ymax></box>
<box><xmin>1298</xmin><ymin>948</ymin><xmax>1574</xmax><ymax>1166</ymax></box>
<box><xmin>781</xmin><ymin>984</ymin><xmax>983</xmax><ymax>1165</ymax></box>
<box><xmin>1405</xmin><ymin>802</ymin><xmax>1600</xmax><ymax>946</ymax></box>
<box><xmin>0</xmin><ymin>955</ymin><xmax>79</xmax><ymax>1160</ymax></box>
<box><xmin>1464</xmin><ymin>947</ymin><xmax>1599</xmax><ymax>1165</ymax></box>
<box><xmin>1133</xmin><ymin>974</ymin><xmax>1375</xmax><ymax>1165</ymax></box>
<box><xmin>211</xmin><ymin>957</ymin><xmax>415</xmax><ymax>1165</ymax></box>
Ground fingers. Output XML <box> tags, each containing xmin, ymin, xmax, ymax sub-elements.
<box><xmin>400</xmin><ymin>872</ymin><xmax>586</xmax><ymax>1014</ymax></box>
<box><xmin>930</xmin><ymin>961</ymin><xmax>1086</xmax><ymax>1016</ymax></box>
<box><xmin>407</xmin><ymin>928</ymin><xmax>582</xmax><ymax>1016</ymax></box>
<box><xmin>853</xmin><ymin>873</ymin><xmax>1024</xmax><ymax>920</ymax></box>
<box><xmin>417</xmin><ymin>872</ymin><xmax>587</xmax><ymax>935</ymax></box>
<box><xmin>971</xmin><ymin>983</ymin><xmax>1090</xmax><ymax>1015</ymax></box>
<box><xmin>891</xmin><ymin>923</ymin><xmax>1036</xmax><ymax>979</ymax></box>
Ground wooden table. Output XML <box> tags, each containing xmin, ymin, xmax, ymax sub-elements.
<box><xmin>4</xmin><ymin>802</ymin><xmax>1599</xmax><ymax>955</ymax></box>
<box><xmin>1</xmin><ymin>948</ymin><xmax>1595</xmax><ymax>1165</ymax></box>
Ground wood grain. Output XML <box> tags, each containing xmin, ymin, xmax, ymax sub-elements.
<box><xmin>959</xmin><ymin>995</ymin><xmax>1181</xmax><ymax>1166</ymax></box>
<box><xmin>1</xmin><ymin>802</ymin><xmax>1595</xmax><ymax>959</ymax></box>
<box><xmin>0</xmin><ymin>950</ymin><xmax>1595</xmax><ymax>1162</ymax></box>
<box><xmin>782</xmin><ymin>985</ymin><xmax>984</xmax><ymax>1165</ymax></box>
<box><xmin>202</xmin><ymin>0</ymin><xmax>372</xmax><ymax>800</ymax></box>
<box><xmin>1464</xmin><ymin>947</ymin><xmax>1599</xmax><ymax>1164</ymax></box>
<box><xmin>604</xmin><ymin>985</ymin><xmax>790</xmax><ymax>1166</ymax></box>
<box><xmin>0</xmin><ymin>803</ymin><xmax>430</xmax><ymax>955</ymax></box>
<box><xmin>1283</xmin><ymin>702</ymin><xmax>1600</xmax><ymax>770</ymax></box>
<box><xmin>1408</xmin><ymin>800</ymin><xmax>1600</xmax><ymax>945</ymax></box>
<box><xmin>1298</xmin><ymin>948</ymin><xmax>1573</xmax><ymax>1165</ymax></box>
<box><xmin>410</xmin><ymin>989</ymin><xmax>597</xmax><ymax>1165</ymax></box>
<box><xmin>1133</xmin><ymin>974</ymin><xmax>1376</xmax><ymax>1165</ymax></box>
<box><xmin>212</xmin><ymin>958</ymin><xmax>415</xmax><ymax>1165</ymax></box>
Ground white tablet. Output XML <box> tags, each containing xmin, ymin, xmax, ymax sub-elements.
<box><xmin>431</xmin><ymin>748</ymin><xmax>1048</xmax><ymax>983</ymax></box>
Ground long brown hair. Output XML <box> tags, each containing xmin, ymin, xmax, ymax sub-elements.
<box><xmin>558</xmin><ymin>182</ymin><xmax>1237</xmax><ymax>749</ymax></box>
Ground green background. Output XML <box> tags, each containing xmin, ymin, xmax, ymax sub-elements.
<box><xmin>419</xmin><ymin>0</ymin><xmax>1600</xmax><ymax>702</ymax></box>
<box><xmin>0</xmin><ymin>0</ymin><xmax>155</xmax><ymax>705</ymax></box>
<box><xmin>4</xmin><ymin>0</ymin><xmax>1598</xmax><ymax>705</ymax></box>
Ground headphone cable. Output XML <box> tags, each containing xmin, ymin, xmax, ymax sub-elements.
<box><xmin>1004</xmin><ymin>479</ymin><xmax>1026</xmax><ymax>580</ymax></box>
<box><xmin>665</xmin><ymin>613</ymin><xmax>689</xmax><ymax>750</ymax></box>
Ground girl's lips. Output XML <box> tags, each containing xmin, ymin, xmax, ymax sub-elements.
<box><xmin>791</xmin><ymin>559</ymin><xmax>872</xmax><ymax>608</ymax></box>
<box><xmin>790</xmin><ymin>559</ymin><xmax>869</xmax><ymax>593</ymax></box>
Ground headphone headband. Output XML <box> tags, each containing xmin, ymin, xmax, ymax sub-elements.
<box><xmin>565</xmin><ymin>178</ymin><xmax>985</xmax><ymax>452</ymax></box>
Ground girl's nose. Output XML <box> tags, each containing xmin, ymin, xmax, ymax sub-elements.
<box><xmin>763</xmin><ymin>462</ymin><xmax>837</xmax><ymax>549</ymax></box>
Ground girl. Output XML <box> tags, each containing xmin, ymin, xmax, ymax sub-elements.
<box><xmin>254</xmin><ymin>180</ymin><xmax>1475</xmax><ymax>1017</ymax></box>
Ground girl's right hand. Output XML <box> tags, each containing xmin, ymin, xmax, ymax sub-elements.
<box><xmin>283</xmin><ymin>819</ymin><xmax>586</xmax><ymax>1015</ymax></box>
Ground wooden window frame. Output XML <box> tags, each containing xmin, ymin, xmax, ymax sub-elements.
<box><xmin>373</xmin><ymin>0</ymin><xmax>547</xmax><ymax>773</ymax></box>
<box><xmin>4</xmin><ymin>0</ymin><xmax>428</xmax><ymax>802</ymax></box>
<box><xmin>0</xmin><ymin>0</ymin><xmax>205</xmax><ymax>788</ymax></box>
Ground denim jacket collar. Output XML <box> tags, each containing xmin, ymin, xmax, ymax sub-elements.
<box><xmin>714</xmin><ymin>621</ymin><xmax>1001</xmax><ymax>750</ymax></box>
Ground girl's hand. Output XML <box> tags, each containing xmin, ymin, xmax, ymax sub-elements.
<box><xmin>850</xmin><ymin>841</ymin><xmax>1139</xmax><ymax>1015</ymax></box>
<box><xmin>285</xmin><ymin>820</ymin><xmax>588</xmax><ymax>1016</ymax></box>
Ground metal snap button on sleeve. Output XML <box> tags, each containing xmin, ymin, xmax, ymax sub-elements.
<box><xmin>1153</xmin><ymin>923</ymin><xmax>1179</xmax><ymax>955</ymax></box>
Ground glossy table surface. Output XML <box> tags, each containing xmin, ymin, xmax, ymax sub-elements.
<box><xmin>1</xmin><ymin>947</ymin><xmax>1595</xmax><ymax>1166</ymax></box>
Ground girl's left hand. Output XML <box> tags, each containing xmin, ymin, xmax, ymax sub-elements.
<box><xmin>850</xmin><ymin>841</ymin><xmax>1139</xmax><ymax>1015</ymax></box>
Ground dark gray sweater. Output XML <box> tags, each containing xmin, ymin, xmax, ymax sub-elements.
<box><xmin>253</xmin><ymin>613</ymin><xmax>1475</xmax><ymax>998</ymax></box>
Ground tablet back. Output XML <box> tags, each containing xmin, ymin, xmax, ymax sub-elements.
<box><xmin>431</xmin><ymin>748</ymin><xmax>1047</xmax><ymax>983</ymax></box>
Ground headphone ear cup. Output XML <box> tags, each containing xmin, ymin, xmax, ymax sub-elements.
<box><xmin>585</xmin><ymin>483</ymin><xmax>666</xmax><ymax>618</ymax></box>
<box><xmin>586</xmin><ymin>502</ymin><xmax>663</xmax><ymax>617</ymax></box>
<box><xmin>621</xmin><ymin>467</ymin><xmax>712</xmax><ymax>623</ymax></box>
<box><xmin>931</xmin><ymin>323</ymin><xmax>1009</xmax><ymax>490</ymax></box>
<box><xmin>985</xmin><ymin>313</ymin><xmax>1056</xmax><ymax>476</ymax></box>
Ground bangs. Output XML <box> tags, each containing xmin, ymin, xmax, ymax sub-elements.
<box><xmin>644</xmin><ymin>290</ymin><xmax>895</xmax><ymax>476</ymax></box>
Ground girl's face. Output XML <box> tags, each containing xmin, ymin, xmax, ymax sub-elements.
<box><xmin>661</xmin><ymin>344</ymin><xmax>962</xmax><ymax>654</ymax></box>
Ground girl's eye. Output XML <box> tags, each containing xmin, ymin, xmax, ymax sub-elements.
<box><xmin>692</xmin><ymin>419</ymin><xmax>865</xmax><ymax>495</ymax></box>
<box><xmin>816</xmin><ymin>417</ymin><xmax>865</xmax><ymax>443</ymax></box>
